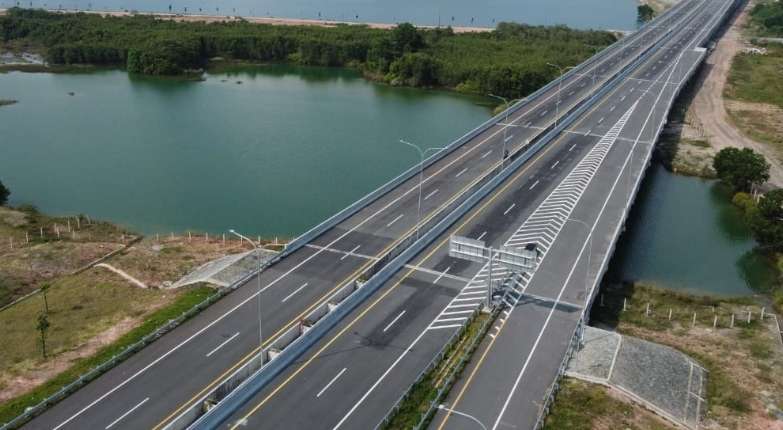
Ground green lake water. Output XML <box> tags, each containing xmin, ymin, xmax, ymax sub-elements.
<box><xmin>0</xmin><ymin>66</ymin><xmax>773</xmax><ymax>297</ymax></box>
<box><xmin>0</xmin><ymin>66</ymin><xmax>492</xmax><ymax>237</ymax></box>
<box><xmin>606</xmin><ymin>163</ymin><xmax>776</xmax><ymax>296</ymax></box>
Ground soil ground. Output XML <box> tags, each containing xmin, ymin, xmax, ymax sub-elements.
<box><xmin>0</xmin><ymin>205</ymin><xmax>263</xmax><ymax>403</ymax></box>
<box><xmin>0</xmin><ymin>8</ymin><xmax>492</xmax><ymax>33</ymax></box>
<box><xmin>587</xmin><ymin>283</ymin><xmax>783</xmax><ymax>430</ymax></box>
<box><xmin>666</xmin><ymin>0</ymin><xmax>783</xmax><ymax>187</ymax></box>
<box><xmin>546</xmin><ymin>283</ymin><xmax>783</xmax><ymax>429</ymax></box>
<box><xmin>544</xmin><ymin>379</ymin><xmax>674</xmax><ymax>430</ymax></box>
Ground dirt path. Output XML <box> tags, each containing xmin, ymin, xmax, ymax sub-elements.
<box><xmin>685</xmin><ymin>0</ymin><xmax>783</xmax><ymax>187</ymax></box>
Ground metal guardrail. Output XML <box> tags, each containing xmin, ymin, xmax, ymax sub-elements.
<box><xmin>188</xmin><ymin>19</ymin><xmax>692</xmax><ymax>427</ymax></box>
<box><xmin>276</xmin><ymin>0</ymin><xmax>689</xmax><ymax>261</ymax></box>
<box><xmin>375</xmin><ymin>309</ymin><xmax>481</xmax><ymax>429</ymax></box>
<box><xmin>0</xmin><ymin>256</ymin><xmax>268</xmax><ymax>430</ymax></box>
<box><xmin>0</xmin><ymin>5</ymin><xmax>702</xmax><ymax>430</ymax></box>
<box><xmin>531</xmin><ymin>1</ymin><xmax>740</xmax><ymax>428</ymax></box>
<box><xmin>160</xmin><ymin>18</ymin><xmax>689</xmax><ymax>427</ymax></box>
<box><xmin>0</xmin><ymin>4</ymin><xmax>696</xmax><ymax>429</ymax></box>
<box><xmin>395</xmin><ymin>309</ymin><xmax>498</xmax><ymax>430</ymax></box>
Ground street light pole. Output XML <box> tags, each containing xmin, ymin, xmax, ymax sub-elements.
<box><xmin>488</xmin><ymin>93</ymin><xmax>511</xmax><ymax>169</ymax></box>
<box><xmin>399</xmin><ymin>139</ymin><xmax>445</xmax><ymax>239</ymax></box>
<box><xmin>437</xmin><ymin>405</ymin><xmax>487</xmax><ymax>430</ymax></box>
<box><xmin>546</xmin><ymin>63</ymin><xmax>576</xmax><ymax>128</ymax></box>
<box><xmin>229</xmin><ymin>229</ymin><xmax>263</xmax><ymax>351</ymax></box>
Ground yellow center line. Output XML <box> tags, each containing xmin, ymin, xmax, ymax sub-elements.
<box><xmin>154</xmin><ymin>37</ymin><xmax>635</xmax><ymax>429</ymax></box>
<box><xmin>227</xmin><ymin>119</ymin><xmax>576</xmax><ymax>428</ymax></box>
<box><xmin>434</xmin><ymin>18</ymin><xmax>695</xmax><ymax>430</ymax></box>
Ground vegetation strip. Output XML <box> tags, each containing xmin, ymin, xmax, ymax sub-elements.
<box><xmin>565</xmin><ymin>282</ymin><xmax>783</xmax><ymax>428</ymax></box>
<box><xmin>381</xmin><ymin>310</ymin><xmax>497</xmax><ymax>430</ymax></box>
<box><xmin>0</xmin><ymin>8</ymin><xmax>614</xmax><ymax>99</ymax></box>
<box><xmin>0</xmin><ymin>285</ymin><xmax>218</xmax><ymax>428</ymax></box>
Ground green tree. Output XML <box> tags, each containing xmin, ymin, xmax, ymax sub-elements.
<box><xmin>391</xmin><ymin>23</ymin><xmax>424</xmax><ymax>55</ymax></box>
<box><xmin>389</xmin><ymin>53</ymin><xmax>440</xmax><ymax>86</ymax></box>
<box><xmin>713</xmin><ymin>147</ymin><xmax>770</xmax><ymax>192</ymax></box>
<box><xmin>36</xmin><ymin>312</ymin><xmax>50</xmax><ymax>359</ymax></box>
<box><xmin>40</xmin><ymin>283</ymin><xmax>51</xmax><ymax>314</ymax></box>
<box><xmin>0</xmin><ymin>179</ymin><xmax>8</xmax><ymax>205</ymax></box>
<box><xmin>758</xmin><ymin>189</ymin><xmax>783</xmax><ymax>220</ymax></box>
<box><xmin>637</xmin><ymin>5</ymin><xmax>656</xmax><ymax>24</ymax></box>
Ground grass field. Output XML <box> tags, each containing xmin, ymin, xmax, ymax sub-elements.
<box><xmin>725</xmin><ymin>44</ymin><xmax>783</xmax><ymax>109</ymax></box>
<box><xmin>544</xmin><ymin>379</ymin><xmax>672</xmax><ymax>430</ymax></box>
<box><xmin>0</xmin><ymin>282</ymin><xmax>214</xmax><ymax>423</ymax></box>
<box><xmin>0</xmin><ymin>205</ymin><xmax>253</xmax><ymax>424</ymax></box>
<box><xmin>588</xmin><ymin>283</ymin><xmax>783</xmax><ymax>428</ymax></box>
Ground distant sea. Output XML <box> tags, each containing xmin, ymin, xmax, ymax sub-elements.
<box><xmin>1</xmin><ymin>0</ymin><xmax>641</xmax><ymax>30</ymax></box>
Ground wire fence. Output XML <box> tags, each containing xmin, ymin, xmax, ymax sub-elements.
<box><xmin>0</xmin><ymin>252</ymin><xmax>271</xmax><ymax>430</ymax></box>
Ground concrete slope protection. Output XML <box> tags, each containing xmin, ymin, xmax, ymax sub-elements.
<box><xmin>432</xmin><ymin>1</ymin><xmax>738</xmax><ymax>430</ymax></box>
<box><xmin>13</xmin><ymin>4</ymin><xmax>693</xmax><ymax>430</ymax></box>
<box><xmin>175</xmin><ymin>1</ymin><xmax>735</xmax><ymax>429</ymax></box>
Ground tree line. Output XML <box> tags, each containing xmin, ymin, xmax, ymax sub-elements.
<box><xmin>0</xmin><ymin>8</ymin><xmax>615</xmax><ymax>99</ymax></box>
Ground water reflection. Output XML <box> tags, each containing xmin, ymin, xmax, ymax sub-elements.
<box><xmin>607</xmin><ymin>163</ymin><xmax>774</xmax><ymax>296</ymax></box>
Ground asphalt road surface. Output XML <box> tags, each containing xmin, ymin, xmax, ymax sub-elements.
<box><xmin>205</xmin><ymin>0</ymin><xmax>735</xmax><ymax>429</ymax></box>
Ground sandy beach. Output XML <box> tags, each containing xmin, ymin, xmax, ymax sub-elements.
<box><xmin>0</xmin><ymin>8</ymin><xmax>494</xmax><ymax>33</ymax></box>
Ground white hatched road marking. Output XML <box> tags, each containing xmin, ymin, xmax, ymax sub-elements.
<box><xmin>426</xmin><ymin>101</ymin><xmax>638</xmax><ymax>330</ymax></box>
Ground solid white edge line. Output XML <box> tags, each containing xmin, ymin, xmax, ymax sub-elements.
<box><xmin>48</xmin><ymin>13</ymin><xmax>664</xmax><ymax>426</ymax></box>
<box><xmin>491</xmin><ymin>46</ymin><xmax>686</xmax><ymax>430</ymax></box>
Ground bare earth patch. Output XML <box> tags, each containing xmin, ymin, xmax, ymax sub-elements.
<box><xmin>108</xmin><ymin>235</ymin><xmax>248</xmax><ymax>288</ymax></box>
<box><xmin>725</xmin><ymin>100</ymin><xmax>783</xmax><ymax>158</ymax></box>
<box><xmin>0</xmin><ymin>317</ymin><xmax>138</xmax><ymax>403</ymax></box>
<box><xmin>667</xmin><ymin>0</ymin><xmax>783</xmax><ymax>187</ymax></box>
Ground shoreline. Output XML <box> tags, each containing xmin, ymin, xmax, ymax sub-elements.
<box><xmin>0</xmin><ymin>7</ymin><xmax>493</xmax><ymax>34</ymax></box>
